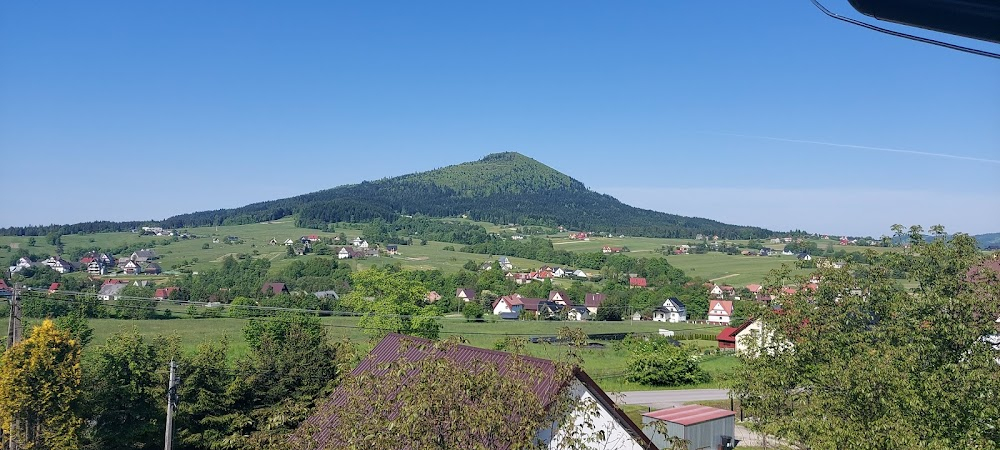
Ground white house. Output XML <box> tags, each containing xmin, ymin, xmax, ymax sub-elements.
<box><xmin>734</xmin><ymin>320</ymin><xmax>793</xmax><ymax>357</ymax></box>
<box><xmin>708</xmin><ymin>284</ymin><xmax>724</xmax><ymax>299</ymax></box>
<box><xmin>492</xmin><ymin>294</ymin><xmax>524</xmax><ymax>316</ymax></box>
<box><xmin>122</xmin><ymin>260</ymin><xmax>143</xmax><ymax>275</ymax></box>
<box><xmin>567</xmin><ymin>306</ymin><xmax>590</xmax><ymax>321</ymax></box>
<box><xmin>572</xmin><ymin>269</ymin><xmax>588</xmax><ymax>278</ymax></box>
<box><xmin>337</xmin><ymin>247</ymin><xmax>351</xmax><ymax>259</ymax></box>
<box><xmin>707</xmin><ymin>300</ymin><xmax>733</xmax><ymax>325</ymax></box>
<box><xmin>652</xmin><ymin>298</ymin><xmax>687</xmax><ymax>323</ymax></box>
<box><xmin>498</xmin><ymin>257</ymin><xmax>513</xmax><ymax>271</ymax></box>
<box><xmin>358</xmin><ymin>240</ymin><xmax>370</xmax><ymax>249</ymax></box>
<box><xmin>553</xmin><ymin>267</ymin><xmax>567</xmax><ymax>278</ymax></box>
<box><xmin>98</xmin><ymin>283</ymin><xmax>127</xmax><ymax>301</ymax></box>
<box><xmin>42</xmin><ymin>256</ymin><xmax>73</xmax><ymax>274</ymax></box>
<box><xmin>549</xmin><ymin>291</ymin><xmax>571</xmax><ymax>306</ymax></box>
<box><xmin>87</xmin><ymin>260</ymin><xmax>106</xmax><ymax>276</ymax></box>
<box><xmin>456</xmin><ymin>288</ymin><xmax>476</xmax><ymax>302</ymax></box>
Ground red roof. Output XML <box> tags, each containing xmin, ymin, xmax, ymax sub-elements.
<box><xmin>716</xmin><ymin>327</ymin><xmax>738</xmax><ymax>344</ymax></box>
<box><xmin>629</xmin><ymin>277</ymin><xmax>647</xmax><ymax>287</ymax></box>
<box><xmin>155</xmin><ymin>287</ymin><xmax>179</xmax><ymax>299</ymax></box>
<box><xmin>0</xmin><ymin>280</ymin><xmax>8</xmax><ymax>290</ymax></box>
<box><xmin>746</xmin><ymin>284</ymin><xmax>762</xmax><ymax>293</ymax></box>
<box><xmin>103</xmin><ymin>279</ymin><xmax>126</xmax><ymax>285</ymax></box>
<box><xmin>261</xmin><ymin>282</ymin><xmax>288</xmax><ymax>295</ymax></box>
<box><xmin>709</xmin><ymin>300</ymin><xmax>733</xmax><ymax>316</ymax></box>
<box><xmin>643</xmin><ymin>405</ymin><xmax>735</xmax><ymax>426</ymax></box>
<box><xmin>48</xmin><ymin>283</ymin><xmax>60</xmax><ymax>291</ymax></box>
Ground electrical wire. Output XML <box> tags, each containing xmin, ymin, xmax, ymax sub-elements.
<box><xmin>15</xmin><ymin>290</ymin><xmax>736</xmax><ymax>337</ymax></box>
<box><xmin>809</xmin><ymin>0</ymin><xmax>1000</xmax><ymax>59</ymax></box>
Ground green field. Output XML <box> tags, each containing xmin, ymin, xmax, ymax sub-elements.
<box><xmin>1</xmin><ymin>314</ymin><xmax>731</xmax><ymax>391</ymax></box>
<box><xmin>663</xmin><ymin>253</ymin><xmax>812</xmax><ymax>287</ymax></box>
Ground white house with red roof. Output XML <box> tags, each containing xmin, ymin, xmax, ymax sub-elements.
<box><xmin>707</xmin><ymin>300</ymin><xmax>733</xmax><ymax>325</ymax></box>
<box><xmin>492</xmin><ymin>294</ymin><xmax>524</xmax><ymax>316</ymax></box>
<box><xmin>548</xmin><ymin>291</ymin><xmax>571</xmax><ymax>305</ymax></box>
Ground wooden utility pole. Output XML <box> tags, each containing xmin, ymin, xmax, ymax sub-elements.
<box><xmin>6</xmin><ymin>284</ymin><xmax>22</xmax><ymax>348</ymax></box>
<box><xmin>164</xmin><ymin>360</ymin><xmax>177</xmax><ymax>450</ymax></box>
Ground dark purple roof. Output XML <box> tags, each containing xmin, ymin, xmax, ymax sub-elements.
<box><xmin>260</xmin><ymin>282</ymin><xmax>288</xmax><ymax>294</ymax></box>
<box><xmin>519</xmin><ymin>297</ymin><xmax>546</xmax><ymax>311</ymax></box>
<box><xmin>298</xmin><ymin>333</ymin><xmax>655</xmax><ymax>449</ymax></box>
<box><xmin>584</xmin><ymin>293</ymin><xmax>607</xmax><ymax>308</ymax></box>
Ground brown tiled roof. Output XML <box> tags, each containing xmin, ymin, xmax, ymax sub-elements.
<box><xmin>584</xmin><ymin>293</ymin><xmax>607</xmax><ymax>308</ymax></box>
<box><xmin>299</xmin><ymin>334</ymin><xmax>655</xmax><ymax>449</ymax></box>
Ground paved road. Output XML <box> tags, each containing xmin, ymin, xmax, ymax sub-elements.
<box><xmin>617</xmin><ymin>389</ymin><xmax>731</xmax><ymax>409</ymax></box>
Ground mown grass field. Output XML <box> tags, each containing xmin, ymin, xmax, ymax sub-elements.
<box><xmin>1</xmin><ymin>314</ymin><xmax>732</xmax><ymax>391</ymax></box>
<box><xmin>663</xmin><ymin>253</ymin><xmax>811</xmax><ymax>287</ymax></box>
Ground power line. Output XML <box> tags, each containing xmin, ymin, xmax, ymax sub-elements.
<box><xmin>19</xmin><ymin>291</ymin><xmax>736</xmax><ymax>338</ymax></box>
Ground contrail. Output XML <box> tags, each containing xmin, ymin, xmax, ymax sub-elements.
<box><xmin>709</xmin><ymin>132</ymin><xmax>1000</xmax><ymax>165</ymax></box>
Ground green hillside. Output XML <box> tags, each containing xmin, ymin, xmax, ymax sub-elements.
<box><xmin>1</xmin><ymin>152</ymin><xmax>775</xmax><ymax>239</ymax></box>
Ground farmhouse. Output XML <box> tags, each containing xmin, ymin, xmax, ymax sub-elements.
<box><xmin>567</xmin><ymin>306</ymin><xmax>590</xmax><ymax>321</ymax></box>
<box><xmin>456</xmin><ymin>288</ymin><xmax>476</xmax><ymax>302</ymax></box>
<box><xmin>584</xmin><ymin>293</ymin><xmax>607</xmax><ymax>315</ymax></box>
<box><xmin>548</xmin><ymin>290</ymin><xmax>572</xmax><ymax>305</ymax></box>
<box><xmin>122</xmin><ymin>260</ymin><xmax>143</xmax><ymax>275</ymax></box>
<box><xmin>707</xmin><ymin>300</ymin><xmax>733</xmax><ymax>325</ymax></box>
<box><xmin>261</xmin><ymin>282</ymin><xmax>289</xmax><ymax>296</ymax></box>
<box><xmin>297</xmin><ymin>333</ymin><xmax>656</xmax><ymax>449</ymax></box>
<box><xmin>154</xmin><ymin>287</ymin><xmax>179</xmax><ymax>300</ymax></box>
<box><xmin>42</xmin><ymin>256</ymin><xmax>74</xmax><ymax>274</ymax></box>
<box><xmin>98</xmin><ymin>283</ymin><xmax>127</xmax><ymax>301</ymax></box>
<box><xmin>492</xmin><ymin>294</ymin><xmax>524</xmax><ymax>318</ymax></box>
<box><xmin>652</xmin><ymin>298</ymin><xmax>687</xmax><ymax>323</ymax></box>
<box><xmin>130</xmin><ymin>249</ymin><xmax>158</xmax><ymax>262</ymax></box>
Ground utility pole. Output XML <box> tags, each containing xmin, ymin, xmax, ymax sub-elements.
<box><xmin>164</xmin><ymin>360</ymin><xmax>177</xmax><ymax>450</ymax></box>
<box><xmin>6</xmin><ymin>284</ymin><xmax>22</xmax><ymax>348</ymax></box>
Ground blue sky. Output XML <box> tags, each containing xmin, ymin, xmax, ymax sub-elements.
<box><xmin>2</xmin><ymin>1</ymin><xmax>997</xmax><ymax>237</ymax></box>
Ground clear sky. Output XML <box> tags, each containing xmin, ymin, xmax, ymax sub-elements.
<box><xmin>2</xmin><ymin>1</ymin><xmax>998</xmax><ymax>237</ymax></box>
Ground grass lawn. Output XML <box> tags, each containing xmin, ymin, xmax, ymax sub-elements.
<box><xmin>1</xmin><ymin>314</ymin><xmax>732</xmax><ymax>391</ymax></box>
<box><xmin>662</xmin><ymin>253</ymin><xmax>811</xmax><ymax>287</ymax></box>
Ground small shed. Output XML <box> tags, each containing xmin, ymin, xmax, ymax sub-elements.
<box><xmin>642</xmin><ymin>405</ymin><xmax>735</xmax><ymax>450</ymax></box>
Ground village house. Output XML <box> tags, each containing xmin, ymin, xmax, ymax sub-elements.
<box><xmin>425</xmin><ymin>291</ymin><xmax>442</xmax><ymax>303</ymax></box>
<box><xmin>584</xmin><ymin>293</ymin><xmax>607</xmax><ymax>315</ymax></box>
<box><xmin>42</xmin><ymin>256</ymin><xmax>74</xmax><ymax>274</ymax></box>
<box><xmin>498</xmin><ymin>256</ymin><xmax>513</xmax><ymax>271</ymax></box>
<box><xmin>456</xmin><ymin>288</ymin><xmax>476</xmax><ymax>302</ymax></box>
<box><xmin>652</xmin><ymin>298</ymin><xmax>687</xmax><ymax>323</ymax></box>
<box><xmin>260</xmin><ymin>282</ymin><xmax>290</xmax><ymax>296</ymax></box>
<box><xmin>707</xmin><ymin>300</ymin><xmax>733</xmax><ymax>325</ymax></box>
<box><xmin>8</xmin><ymin>257</ymin><xmax>36</xmax><ymax>274</ymax></box>
<box><xmin>154</xmin><ymin>287</ymin><xmax>179</xmax><ymax>300</ymax></box>
<box><xmin>567</xmin><ymin>306</ymin><xmax>590</xmax><ymax>321</ymax></box>
<box><xmin>492</xmin><ymin>294</ymin><xmax>524</xmax><ymax>319</ymax></box>
<box><xmin>122</xmin><ymin>260</ymin><xmax>143</xmax><ymax>275</ymax></box>
<box><xmin>143</xmin><ymin>262</ymin><xmax>162</xmax><ymax>275</ymax></box>
<box><xmin>602</xmin><ymin>246</ymin><xmax>623</xmax><ymax>254</ymax></box>
<box><xmin>629</xmin><ymin>277</ymin><xmax>647</xmax><ymax>288</ymax></box>
<box><xmin>98</xmin><ymin>283</ymin><xmax>127</xmax><ymax>301</ymax></box>
<box><xmin>506</xmin><ymin>272</ymin><xmax>533</xmax><ymax>284</ymax></box>
<box><xmin>548</xmin><ymin>290</ymin><xmax>572</xmax><ymax>306</ymax></box>
<box><xmin>298</xmin><ymin>333</ymin><xmax>656</xmax><ymax>449</ymax></box>
<box><xmin>130</xmin><ymin>249</ymin><xmax>158</xmax><ymax>262</ymax></box>
<box><xmin>385</xmin><ymin>244</ymin><xmax>398</xmax><ymax>255</ymax></box>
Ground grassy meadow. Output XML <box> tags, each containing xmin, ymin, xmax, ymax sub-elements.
<box><xmin>1</xmin><ymin>314</ymin><xmax>732</xmax><ymax>391</ymax></box>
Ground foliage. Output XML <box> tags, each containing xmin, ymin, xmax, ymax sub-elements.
<box><xmin>224</xmin><ymin>314</ymin><xmax>340</xmax><ymax>448</ymax></box>
<box><xmin>55</xmin><ymin>309</ymin><xmax>94</xmax><ymax>348</ymax></box>
<box><xmin>319</xmin><ymin>339</ymin><xmax>581</xmax><ymax>449</ymax></box>
<box><xmin>116</xmin><ymin>285</ymin><xmax>158</xmax><ymax>319</ymax></box>
<box><xmin>733</xmin><ymin>230</ymin><xmax>1000</xmax><ymax>449</ymax></box>
<box><xmin>0</xmin><ymin>320</ymin><xmax>83</xmax><ymax>449</ymax></box>
<box><xmin>176</xmin><ymin>339</ymin><xmax>234</xmax><ymax>449</ymax></box>
<box><xmin>462</xmin><ymin>301</ymin><xmax>485</xmax><ymax>320</ymax></box>
<box><xmin>80</xmin><ymin>327</ymin><xmax>170</xmax><ymax>449</ymax></box>
<box><xmin>341</xmin><ymin>267</ymin><xmax>441</xmax><ymax>339</ymax></box>
<box><xmin>622</xmin><ymin>335</ymin><xmax>708</xmax><ymax>386</ymax></box>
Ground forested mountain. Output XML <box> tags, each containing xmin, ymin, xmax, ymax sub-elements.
<box><xmin>973</xmin><ymin>232</ymin><xmax>1000</xmax><ymax>249</ymax></box>
<box><xmin>1</xmin><ymin>152</ymin><xmax>774</xmax><ymax>239</ymax></box>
